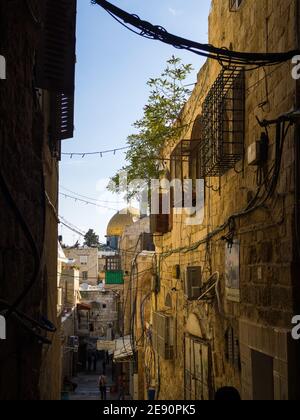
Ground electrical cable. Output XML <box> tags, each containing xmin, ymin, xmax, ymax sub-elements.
<box><xmin>60</xmin><ymin>185</ymin><xmax>123</xmax><ymax>205</ymax></box>
<box><xmin>0</xmin><ymin>167</ymin><xmax>45</xmax><ymax>320</ymax></box>
<box><xmin>59</xmin><ymin>192</ymin><xmax>119</xmax><ymax>211</ymax></box>
<box><xmin>158</xmin><ymin>117</ymin><xmax>293</xmax><ymax>261</ymax></box>
<box><xmin>92</xmin><ymin>0</ymin><xmax>299</xmax><ymax>67</ymax></box>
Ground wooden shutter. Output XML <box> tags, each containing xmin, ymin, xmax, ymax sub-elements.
<box><xmin>50</xmin><ymin>92</ymin><xmax>74</xmax><ymax>151</ymax></box>
<box><xmin>36</xmin><ymin>0</ymin><xmax>77</xmax><ymax>94</ymax></box>
<box><xmin>150</xmin><ymin>193</ymin><xmax>170</xmax><ymax>234</ymax></box>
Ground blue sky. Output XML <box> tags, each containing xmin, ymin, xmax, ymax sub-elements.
<box><xmin>59</xmin><ymin>0</ymin><xmax>212</xmax><ymax>245</ymax></box>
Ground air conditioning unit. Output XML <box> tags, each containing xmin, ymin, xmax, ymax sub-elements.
<box><xmin>152</xmin><ymin>312</ymin><xmax>174</xmax><ymax>360</ymax></box>
<box><xmin>185</xmin><ymin>267</ymin><xmax>202</xmax><ymax>300</ymax></box>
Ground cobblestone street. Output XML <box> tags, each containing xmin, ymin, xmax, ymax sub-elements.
<box><xmin>69</xmin><ymin>364</ymin><xmax>118</xmax><ymax>401</ymax></box>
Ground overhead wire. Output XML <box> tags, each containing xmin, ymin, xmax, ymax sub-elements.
<box><xmin>60</xmin><ymin>185</ymin><xmax>124</xmax><ymax>205</ymax></box>
<box><xmin>92</xmin><ymin>0</ymin><xmax>299</xmax><ymax>67</ymax></box>
<box><xmin>59</xmin><ymin>192</ymin><xmax>120</xmax><ymax>211</ymax></box>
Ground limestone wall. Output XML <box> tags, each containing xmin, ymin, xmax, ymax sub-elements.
<box><xmin>153</xmin><ymin>0</ymin><xmax>299</xmax><ymax>400</ymax></box>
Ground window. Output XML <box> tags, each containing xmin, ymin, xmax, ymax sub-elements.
<box><xmin>152</xmin><ymin>312</ymin><xmax>174</xmax><ymax>360</ymax></box>
<box><xmin>80</xmin><ymin>256</ymin><xmax>88</xmax><ymax>265</ymax></box>
<box><xmin>170</xmin><ymin>140</ymin><xmax>201</xmax><ymax>209</ymax></box>
<box><xmin>150</xmin><ymin>192</ymin><xmax>172</xmax><ymax>234</ymax></box>
<box><xmin>106</xmin><ymin>256</ymin><xmax>121</xmax><ymax>271</ymax></box>
<box><xmin>225</xmin><ymin>326</ymin><xmax>241</xmax><ymax>370</ymax></box>
<box><xmin>102</xmin><ymin>304</ymin><xmax>107</xmax><ymax>309</ymax></box>
<box><xmin>184</xmin><ymin>337</ymin><xmax>213</xmax><ymax>400</ymax></box>
<box><xmin>229</xmin><ymin>0</ymin><xmax>243</xmax><ymax>11</ymax></box>
<box><xmin>141</xmin><ymin>233</ymin><xmax>155</xmax><ymax>251</ymax></box>
<box><xmin>198</xmin><ymin>68</ymin><xmax>245</xmax><ymax>177</ymax></box>
<box><xmin>82</xmin><ymin>271</ymin><xmax>88</xmax><ymax>281</ymax></box>
<box><xmin>36</xmin><ymin>0</ymin><xmax>77</xmax><ymax>159</ymax></box>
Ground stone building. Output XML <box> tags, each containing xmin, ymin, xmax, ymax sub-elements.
<box><xmin>64</xmin><ymin>247</ymin><xmax>99</xmax><ymax>286</ymax></box>
<box><xmin>118</xmin><ymin>217</ymin><xmax>155</xmax><ymax>399</ymax></box>
<box><xmin>79</xmin><ymin>288</ymin><xmax>119</xmax><ymax>339</ymax></box>
<box><xmin>148</xmin><ymin>0</ymin><xmax>300</xmax><ymax>401</ymax></box>
<box><xmin>0</xmin><ymin>0</ymin><xmax>76</xmax><ymax>399</ymax></box>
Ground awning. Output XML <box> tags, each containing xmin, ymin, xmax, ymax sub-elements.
<box><xmin>77</xmin><ymin>303</ymin><xmax>92</xmax><ymax>311</ymax></box>
<box><xmin>113</xmin><ymin>336</ymin><xmax>134</xmax><ymax>362</ymax></box>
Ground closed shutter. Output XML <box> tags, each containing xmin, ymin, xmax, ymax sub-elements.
<box><xmin>150</xmin><ymin>193</ymin><xmax>170</xmax><ymax>234</ymax></box>
<box><xmin>50</xmin><ymin>92</ymin><xmax>74</xmax><ymax>151</ymax></box>
<box><xmin>36</xmin><ymin>0</ymin><xmax>77</xmax><ymax>94</ymax></box>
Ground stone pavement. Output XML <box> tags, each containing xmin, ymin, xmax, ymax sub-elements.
<box><xmin>69</xmin><ymin>372</ymin><xmax>118</xmax><ymax>401</ymax></box>
<box><xmin>69</xmin><ymin>359</ymin><xmax>119</xmax><ymax>401</ymax></box>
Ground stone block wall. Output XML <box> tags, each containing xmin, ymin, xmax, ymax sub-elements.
<box><xmin>0</xmin><ymin>0</ymin><xmax>61</xmax><ymax>400</ymax></box>
<box><xmin>153</xmin><ymin>0</ymin><xmax>300</xmax><ymax>400</ymax></box>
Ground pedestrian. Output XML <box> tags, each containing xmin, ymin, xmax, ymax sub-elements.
<box><xmin>99</xmin><ymin>373</ymin><xmax>107</xmax><ymax>401</ymax></box>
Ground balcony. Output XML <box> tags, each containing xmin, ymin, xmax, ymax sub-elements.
<box><xmin>105</xmin><ymin>271</ymin><xmax>124</xmax><ymax>285</ymax></box>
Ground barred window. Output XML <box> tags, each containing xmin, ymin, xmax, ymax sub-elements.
<box><xmin>198</xmin><ymin>68</ymin><xmax>245</xmax><ymax>177</ymax></box>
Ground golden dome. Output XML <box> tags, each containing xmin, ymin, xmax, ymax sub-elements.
<box><xmin>106</xmin><ymin>208</ymin><xmax>139</xmax><ymax>237</ymax></box>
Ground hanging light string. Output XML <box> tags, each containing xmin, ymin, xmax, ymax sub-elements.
<box><xmin>59</xmin><ymin>185</ymin><xmax>124</xmax><ymax>205</ymax></box>
<box><xmin>62</xmin><ymin>146</ymin><xmax>130</xmax><ymax>158</ymax></box>
<box><xmin>59</xmin><ymin>192</ymin><xmax>120</xmax><ymax>211</ymax></box>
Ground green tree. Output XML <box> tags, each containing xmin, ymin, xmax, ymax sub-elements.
<box><xmin>84</xmin><ymin>229</ymin><xmax>100</xmax><ymax>247</ymax></box>
<box><xmin>108</xmin><ymin>56</ymin><xmax>193</xmax><ymax>199</ymax></box>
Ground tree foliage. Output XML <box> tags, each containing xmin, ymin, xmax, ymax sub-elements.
<box><xmin>108</xmin><ymin>56</ymin><xmax>193</xmax><ymax>199</ymax></box>
<box><xmin>84</xmin><ymin>229</ymin><xmax>100</xmax><ymax>248</ymax></box>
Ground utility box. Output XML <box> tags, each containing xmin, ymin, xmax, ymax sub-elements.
<box><xmin>185</xmin><ymin>266</ymin><xmax>202</xmax><ymax>300</ymax></box>
<box><xmin>248</xmin><ymin>133</ymin><xmax>269</xmax><ymax>166</ymax></box>
<box><xmin>248</xmin><ymin>142</ymin><xmax>261</xmax><ymax>166</ymax></box>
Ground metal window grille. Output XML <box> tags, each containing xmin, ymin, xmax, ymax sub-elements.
<box><xmin>105</xmin><ymin>256</ymin><xmax>121</xmax><ymax>272</ymax></box>
<box><xmin>198</xmin><ymin>68</ymin><xmax>245</xmax><ymax>177</ymax></box>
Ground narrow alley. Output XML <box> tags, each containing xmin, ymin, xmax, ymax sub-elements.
<box><xmin>1</xmin><ymin>0</ymin><xmax>300</xmax><ymax>404</ymax></box>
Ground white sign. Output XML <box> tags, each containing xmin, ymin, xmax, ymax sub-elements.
<box><xmin>97</xmin><ymin>340</ymin><xmax>116</xmax><ymax>351</ymax></box>
<box><xmin>0</xmin><ymin>55</ymin><xmax>6</xmax><ymax>80</ymax></box>
<box><xmin>0</xmin><ymin>315</ymin><xmax>6</xmax><ymax>340</ymax></box>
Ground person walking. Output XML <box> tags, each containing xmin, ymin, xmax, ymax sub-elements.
<box><xmin>99</xmin><ymin>373</ymin><xmax>107</xmax><ymax>401</ymax></box>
